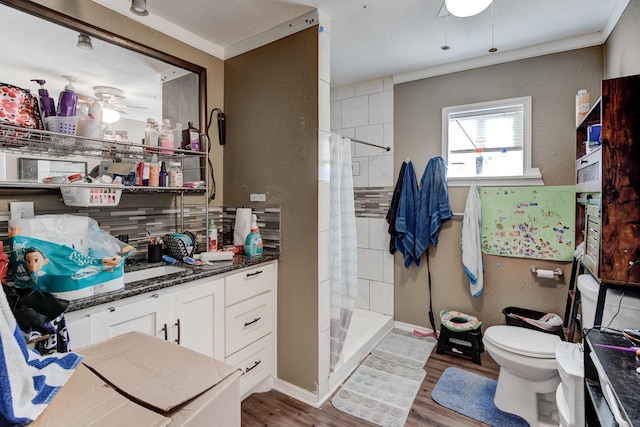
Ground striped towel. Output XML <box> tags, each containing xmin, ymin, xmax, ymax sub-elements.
<box><xmin>0</xmin><ymin>288</ymin><xmax>82</xmax><ymax>425</ymax></box>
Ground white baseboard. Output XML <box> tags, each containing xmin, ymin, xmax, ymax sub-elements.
<box><xmin>273</xmin><ymin>379</ymin><xmax>322</xmax><ymax>408</ymax></box>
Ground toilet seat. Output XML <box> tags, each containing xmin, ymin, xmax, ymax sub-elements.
<box><xmin>484</xmin><ymin>325</ymin><xmax>561</xmax><ymax>358</ymax></box>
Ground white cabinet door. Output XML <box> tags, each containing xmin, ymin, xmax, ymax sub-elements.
<box><xmin>169</xmin><ymin>278</ymin><xmax>225</xmax><ymax>360</ymax></box>
<box><xmin>64</xmin><ymin>310</ymin><xmax>92</xmax><ymax>350</ymax></box>
<box><xmin>90</xmin><ymin>292</ymin><xmax>170</xmax><ymax>343</ymax></box>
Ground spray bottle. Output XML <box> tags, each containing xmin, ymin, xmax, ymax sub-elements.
<box><xmin>244</xmin><ymin>214</ymin><xmax>263</xmax><ymax>256</ymax></box>
<box><xmin>57</xmin><ymin>75</ymin><xmax>78</xmax><ymax>117</ymax></box>
<box><xmin>30</xmin><ymin>79</ymin><xmax>56</xmax><ymax>118</ymax></box>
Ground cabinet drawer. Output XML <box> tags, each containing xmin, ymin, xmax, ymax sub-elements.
<box><xmin>225</xmin><ymin>291</ymin><xmax>273</xmax><ymax>356</ymax></box>
<box><xmin>226</xmin><ymin>334</ymin><xmax>274</xmax><ymax>398</ymax></box>
<box><xmin>226</xmin><ymin>263</ymin><xmax>275</xmax><ymax>306</ymax></box>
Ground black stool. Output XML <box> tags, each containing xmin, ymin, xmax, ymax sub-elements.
<box><xmin>436</xmin><ymin>324</ymin><xmax>484</xmax><ymax>365</ymax></box>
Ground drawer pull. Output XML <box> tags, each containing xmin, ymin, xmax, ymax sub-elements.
<box><xmin>245</xmin><ymin>360</ymin><xmax>261</xmax><ymax>373</ymax></box>
<box><xmin>244</xmin><ymin>317</ymin><xmax>261</xmax><ymax>327</ymax></box>
<box><xmin>246</xmin><ymin>270</ymin><xmax>263</xmax><ymax>277</ymax></box>
<box><xmin>151</xmin><ymin>293</ymin><xmax>159</xmax><ymax>299</ymax></box>
<box><xmin>175</xmin><ymin>318</ymin><xmax>181</xmax><ymax>345</ymax></box>
<box><xmin>161</xmin><ymin>323</ymin><xmax>168</xmax><ymax>340</ymax></box>
<box><xmin>108</xmin><ymin>307</ymin><xmax>116</xmax><ymax>313</ymax></box>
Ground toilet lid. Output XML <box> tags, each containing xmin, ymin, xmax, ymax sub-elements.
<box><xmin>485</xmin><ymin>325</ymin><xmax>561</xmax><ymax>358</ymax></box>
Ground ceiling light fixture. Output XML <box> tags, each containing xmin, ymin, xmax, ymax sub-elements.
<box><xmin>102</xmin><ymin>107</ymin><xmax>121</xmax><ymax>124</ymax></box>
<box><xmin>445</xmin><ymin>0</ymin><xmax>492</xmax><ymax>18</ymax></box>
<box><xmin>76</xmin><ymin>33</ymin><xmax>93</xmax><ymax>50</ymax></box>
<box><xmin>130</xmin><ymin>0</ymin><xmax>149</xmax><ymax>16</ymax></box>
<box><xmin>488</xmin><ymin>1</ymin><xmax>497</xmax><ymax>52</ymax></box>
<box><xmin>441</xmin><ymin>9</ymin><xmax>450</xmax><ymax>50</ymax></box>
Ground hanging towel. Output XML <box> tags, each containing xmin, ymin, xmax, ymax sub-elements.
<box><xmin>386</xmin><ymin>161</ymin><xmax>408</xmax><ymax>255</ymax></box>
<box><xmin>0</xmin><ymin>288</ymin><xmax>82</xmax><ymax>425</ymax></box>
<box><xmin>394</xmin><ymin>161</ymin><xmax>418</xmax><ymax>268</ymax></box>
<box><xmin>415</xmin><ymin>157</ymin><xmax>453</xmax><ymax>264</ymax></box>
<box><xmin>461</xmin><ymin>185</ymin><xmax>484</xmax><ymax>297</ymax></box>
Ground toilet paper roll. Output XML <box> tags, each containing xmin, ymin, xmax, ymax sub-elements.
<box><xmin>233</xmin><ymin>208</ymin><xmax>252</xmax><ymax>245</ymax></box>
<box><xmin>536</xmin><ymin>269</ymin><xmax>555</xmax><ymax>279</ymax></box>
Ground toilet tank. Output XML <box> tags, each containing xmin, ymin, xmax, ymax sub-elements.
<box><xmin>578</xmin><ymin>273</ymin><xmax>640</xmax><ymax>330</ymax></box>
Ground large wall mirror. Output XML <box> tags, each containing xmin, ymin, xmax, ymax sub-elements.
<box><xmin>0</xmin><ymin>0</ymin><xmax>206</xmax><ymax>182</ymax></box>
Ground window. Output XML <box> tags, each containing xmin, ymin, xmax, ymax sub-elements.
<box><xmin>442</xmin><ymin>96</ymin><xmax>541</xmax><ymax>185</ymax></box>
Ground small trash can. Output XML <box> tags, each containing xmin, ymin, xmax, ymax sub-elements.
<box><xmin>502</xmin><ymin>306</ymin><xmax>565</xmax><ymax>340</ymax></box>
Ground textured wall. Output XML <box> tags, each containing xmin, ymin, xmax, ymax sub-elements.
<box><xmin>605</xmin><ymin>0</ymin><xmax>640</xmax><ymax>79</ymax></box>
<box><xmin>393</xmin><ymin>47</ymin><xmax>604</xmax><ymax>329</ymax></box>
<box><xmin>224</xmin><ymin>28</ymin><xmax>320</xmax><ymax>392</ymax></box>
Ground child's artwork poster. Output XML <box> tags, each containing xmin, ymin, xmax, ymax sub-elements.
<box><xmin>480</xmin><ymin>186</ymin><xmax>575</xmax><ymax>261</ymax></box>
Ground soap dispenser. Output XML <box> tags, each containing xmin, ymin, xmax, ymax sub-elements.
<box><xmin>30</xmin><ymin>79</ymin><xmax>56</xmax><ymax>117</ymax></box>
<box><xmin>244</xmin><ymin>214</ymin><xmax>263</xmax><ymax>256</ymax></box>
<box><xmin>57</xmin><ymin>75</ymin><xmax>78</xmax><ymax>117</ymax></box>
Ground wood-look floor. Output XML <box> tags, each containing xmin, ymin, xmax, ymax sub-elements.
<box><xmin>241</xmin><ymin>348</ymin><xmax>501</xmax><ymax>426</ymax></box>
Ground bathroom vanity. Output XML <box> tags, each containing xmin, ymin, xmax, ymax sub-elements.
<box><xmin>584</xmin><ymin>330</ymin><xmax>640</xmax><ymax>426</ymax></box>
<box><xmin>65</xmin><ymin>255</ymin><xmax>278</xmax><ymax>400</ymax></box>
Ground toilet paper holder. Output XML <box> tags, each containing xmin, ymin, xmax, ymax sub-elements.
<box><xmin>530</xmin><ymin>266</ymin><xmax>563</xmax><ymax>277</ymax></box>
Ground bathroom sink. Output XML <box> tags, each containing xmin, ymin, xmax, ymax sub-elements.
<box><xmin>124</xmin><ymin>265</ymin><xmax>186</xmax><ymax>284</ymax></box>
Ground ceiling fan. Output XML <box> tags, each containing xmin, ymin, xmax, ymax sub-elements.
<box><xmin>78</xmin><ymin>86</ymin><xmax>147</xmax><ymax>124</ymax></box>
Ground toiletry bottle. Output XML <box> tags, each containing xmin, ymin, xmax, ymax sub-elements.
<box><xmin>144</xmin><ymin>118</ymin><xmax>159</xmax><ymax>151</ymax></box>
<box><xmin>576</xmin><ymin>89</ymin><xmax>589</xmax><ymax>126</ymax></box>
<box><xmin>183</xmin><ymin>122</ymin><xmax>201</xmax><ymax>151</ymax></box>
<box><xmin>208</xmin><ymin>220</ymin><xmax>218</xmax><ymax>251</ymax></box>
<box><xmin>173</xmin><ymin>122</ymin><xmax>183</xmax><ymax>149</ymax></box>
<box><xmin>168</xmin><ymin>161</ymin><xmax>183</xmax><ymax>188</ymax></box>
<box><xmin>159</xmin><ymin>118</ymin><xmax>174</xmax><ymax>154</ymax></box>
<box><xmin>149</xmin><ymin>154</ymin><xmax>160</xmax><ymax>187</ymax></box>
<box><xmin>30</xmin><ymin>79</ymin><xmax>56</xmax><ymax>117</ymax></box>
<box><xmin>475</xmin><ymin>148</ymin><xmax>483</xmax><ymax>175</ymax></box>
<box><xmin>56</xmin><ymin>75</ymin><xmax>78</xmax><ymax>117</ymax></box>
<box><xmin>136</xmin><ymin>161</ymin><xmax>145</xmax><ymax>186</ymax></box>
<box><xmin>159</xmin><ymin>161</ymin><xmax>168</xmax><ymax>187</ymax></box>
<box><xmin>244</xmin><ymin>214</ymin><xmax>263</xmax><ymax>256</ymax></box>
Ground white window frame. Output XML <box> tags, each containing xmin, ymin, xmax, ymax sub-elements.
<box><xmin>441</xmin><ymin>96</ymin><xmax>542</xmax><ymax>186</ymax></box>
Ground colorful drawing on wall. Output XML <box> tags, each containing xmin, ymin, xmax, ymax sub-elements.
<box><xmin>480</xmin><ymin>186</ymin><xmax>575</xmax><ymax>261</ymax></box>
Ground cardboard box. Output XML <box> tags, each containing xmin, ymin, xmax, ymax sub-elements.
<box><xmin>33</xmin><ymin>332</ymin><xmax>242</xmax><ymax>427</ymax></box>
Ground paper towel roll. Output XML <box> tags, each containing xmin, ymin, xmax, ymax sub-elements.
<box><xmin>536</xmin><ymin>269</ymin><xmax>555</xmax><ymax>279</ymax></box>
<box><xmin>233</xmin><ymin>208</ymin><xmax>252</xmax><ymax>245</ymax></box>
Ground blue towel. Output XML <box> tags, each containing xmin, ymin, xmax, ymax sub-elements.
<box><xmin>415</xmin><ymin>157</ymin><xmax>453</xmax><ymax>262</ymax></box>
<box><xmin>0</xmin><ymin>289</ymin><xmax>82</xmax><ymax>425</ymax></box>
<box><xmin>394</xmin><ymin>161</ymin><xmax>418</xmax><ymax>268</ymax></box>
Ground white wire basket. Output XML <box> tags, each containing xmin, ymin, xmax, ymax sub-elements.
<box><xmin>60</xmin><ymin>186</ymin><xmax>123</xmax><ymax>207</ymax></box>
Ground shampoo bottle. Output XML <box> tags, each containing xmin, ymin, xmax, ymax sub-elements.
<box><xmin>56</xmin><ymin>75</ymin><xmax>78</xmax><ymax>117</ymax></box>
<box><xmin>244</xmin><ymin>214</ymin><xmax>263</xmax><ymax>256</ymax></box>
<box><xmin>30</xmin><ymin>79</ymin><xmax>56</xmax><ymax>117</ymax></box>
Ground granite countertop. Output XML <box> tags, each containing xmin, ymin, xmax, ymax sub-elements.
<box><xmin>586</xmin><ymin>330</ymin><xmax>640</xmax><ymax>426</ymax></box>
<box><xmin>67</xmin><ymin>252</ymin><xmax>279</xmax><ymax>312</ymax></box>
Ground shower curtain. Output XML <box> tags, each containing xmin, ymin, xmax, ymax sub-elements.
<box><xmin>329</xmin><ymin>134</ymin><xmax>358</xmax><ymax>373</ymax></box>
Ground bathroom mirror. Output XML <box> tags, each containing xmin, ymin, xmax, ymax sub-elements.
<box><xmin>0</xmin><ymin>0</ymin><xmax>206</xmax><ymax>182</ymax></box>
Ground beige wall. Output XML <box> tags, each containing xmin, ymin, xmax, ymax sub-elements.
<box><xmin>393</xmin><ymin>47</ymin><xmax>604</xmax><ymax>329</ymax></box>
<box><xmin>26</xmin><ymin>0</ymin><xmax>226</xmax><ymax>204</ymax></box>
<box><xmin>605</xmin><ymin>0</ymin><xmax>640</xmax><ymax>79</ymax></box>
<box><xmin>224</xmin><ymin>28</ymin><xmax>320</xmax><ymax>392</ymax></box>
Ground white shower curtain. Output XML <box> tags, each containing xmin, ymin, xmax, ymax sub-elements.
<box><xmin>329</xmin><ymin>134</ymin><xmax>358</xmax><ymax>373</ymax></box>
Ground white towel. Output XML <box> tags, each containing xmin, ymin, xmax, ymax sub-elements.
<box><xmin>0</xmin><ymin>289</ymin><xmax>82</xmax><ymax>424</ymax></box>
<box><xmin>461</xmin><ymin>186</ymin><xmax>484</xmax><ymax>297</ymax></box>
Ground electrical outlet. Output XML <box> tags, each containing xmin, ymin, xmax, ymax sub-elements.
<box><xmin>10</xmin><ymin>201</ymin><xmax>34</xmax><ymax>219</ymax></box>
<box><xmin>250</xmin><ymin>193</ymin><xmax>266</xmax><ymax>202</ymax></box>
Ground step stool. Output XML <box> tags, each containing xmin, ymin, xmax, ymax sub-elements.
<box><xmin>436</xmin><ymin>311</ymin><xmax>484</xmax><ymax>365</ymax></box>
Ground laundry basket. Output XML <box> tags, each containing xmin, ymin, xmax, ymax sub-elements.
<box><xmin>502</xmin><ymin>306</ymin><xmax>565</xmax><ymax>340</ymax></box>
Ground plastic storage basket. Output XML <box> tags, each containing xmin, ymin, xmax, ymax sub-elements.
<box><xmin>60</xmin><ymin>186</ymin><xmax>123</xmax><ymax>207</ymax></box>
<box><xmin>44</xmin><ymin>116</ymin><xmax>79</xmax><ymax>135</ymax></box>
<box><xmin>502</xmin><ymin>306</ymin><xmax>565</xmax><ymax>340</ymax></box>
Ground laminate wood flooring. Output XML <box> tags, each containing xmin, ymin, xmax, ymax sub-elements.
<box><xmin>241</xmin><ymin>348</ymin><xmax>501</xmax><ymax>426</ymax></box>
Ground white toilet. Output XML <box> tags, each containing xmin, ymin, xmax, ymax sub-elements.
<box><xmin>483</xmin><ymin>325</ymin><xmax>562</xmax><ymax>426</ymax></box>
<box><xmin>555</xmin><ymin>341</ymin><xmax>584</xmax><ymax>427</ymax></box>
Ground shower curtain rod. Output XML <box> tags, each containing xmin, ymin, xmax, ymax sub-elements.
<box><xmin>346</xmin><ymin>136</ymin><xmax>391</xmax><ymax>152</ymax></box>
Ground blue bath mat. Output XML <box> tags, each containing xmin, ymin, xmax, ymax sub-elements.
<box><xmin>431</xmin><ymin>367</ymin><xmax>530</xmax><ymax>427</ymax></box>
